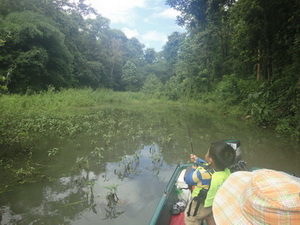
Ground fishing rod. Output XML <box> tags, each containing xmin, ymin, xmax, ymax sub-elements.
<box><xmin>186</xmin><ymin>119</ymin><xmax>194</xmax><ymax>154</ymax></box>
<box><xmin>178</xmin><ymin>102</ymin><xmax>197</xmax><ymax>168</ymax></box>
<box><xmin>185</xmin><ymin>80</ymin><xmax>195</xmax><ymax>155</ymax></box>
<box><xmin>178</xmin><ymin>82</ymin><xmax>195</xmax><ymax>155</ymax></box>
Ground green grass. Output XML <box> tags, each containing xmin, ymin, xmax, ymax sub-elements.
<box><xmin>0</xmin><ymin>88</ymin><xmax>181</xmax><ymax>154</ymax></box>
<box><xmin>0</xmin><ymin>88</ymin><xmax>178</xmax><ymax>117</ymax></box>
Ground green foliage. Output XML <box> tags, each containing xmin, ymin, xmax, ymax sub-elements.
<box><xmin>124</xmin><ymin>37</ymin><xmax>145</xmax><ymax>66</ymax></box>
<box><xmin>73</xmin><ymin>156</ymin><xmax>89</xmax><ymax>171</ymax></box>
<box><xmin>48</xmin><ymin>147</ymin><xmax>60</xmax><ymax>158</ymax></box>
<box><xmin>144</xmin><ymin>48</ymin><xmax>157</xmax><ymax>64</ymax></box>
<box><xmin>164</xmin><ymin>0</ymin><xmax>300</xmax><ymax>139</ymax></box>
<box><xmin>0</xmin><ymin>1</ymin><xmax>147</xmax><ymax>93</ymax></box>
<box><xmin>139</xmin><ymin>60</ymin><xmax>170</xmax><ymax>84</ymax></box>
<box><xmin>141</xmin><ymin>74</ymin><xmax>163</xmax><ymax>97</ymax></box>
<box><xmin>166</xmin><ymin>0</ymin><xmax>210</xmax><ymax>28</ymax></box>
<box><xmin>121</xmin><ymin>61</ymin><xmax>140</xmax><ymax>91</ymax></box>
<box><xmin>0</xmin><ymin>39</ymin><xmax>5</xmax><ymax>46</ymax></box>
<box><xmin>0</xmin><ymin>75</ymin><xmax>8</xmax><ymax>94</ymax></box>
<box><xmin>163</xmin><ymin>32</ymin><xmax>185</xmax><ymax>66</ymax></box>
<box><xmin>0</xmin><ymin>88</ymin><xmax>189</xmax><ymax>189</ymax></box>
<box><xmin>0</xmin><ymin>11</ymin><xmax>72</xmax><ymax>92</ymax></box>
<box><xmin>103</xmin><ymin>183</ymin><xmax>119</xmax><ymax>194</ymax></box>
<box><xmin>164</xmin><ymin>76</ymin><xmax>182</xmax><ymax>100</ymax></box>
<box><xmin>275</xmin><ymin>118</ymin><xmax>300</xmax><ymax>140</ymax></box>
<box><xmin>0</xmin><ymin>0</ymin><xmax>299</xmax><ymax>140</ymax></box>
<box><xmin>213</xmin><ymin>74</ymin><xmax>240</xmax><ymax>105</ymax></box>
<box><xmin>14</xmin><ymin>162</ymin><xmax>37</xmax><ymax>184</ymax></box>
<box><xmin>90</xmin><ymin>147</ymin><xmax>104</xmax><ymax>159</ymax></box>
<box><xmin>0</xmin><ymin>88</ymin><xmax>177</xmax><ymax>154</ymax></box>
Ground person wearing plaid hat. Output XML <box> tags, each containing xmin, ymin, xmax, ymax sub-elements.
<box><xmin>184</xmin><ymin>141</ymin><xmax>236</xmax><ymax>225</ymax></box>
<box><xmin>213</xmin><ymin>169</ymin><xmax>300</xmax><ymax>224</ymax></box>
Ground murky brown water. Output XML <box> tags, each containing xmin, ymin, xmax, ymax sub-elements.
<box><xmin>0</xmin><ymin>107</ymin><xmax>299</xmax><ymax>224</ymax></box>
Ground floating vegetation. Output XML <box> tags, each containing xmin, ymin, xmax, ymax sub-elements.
<box><xmin>90</xmin><ymin>147</ymin><xmax>104</xmax><ymax>159</ymax></box>
<box><xmin>0</xmin><ymin>89</ymin><xmax>298</xmax><ymax>225</ymax></box>
<box><xmin>149</xmin><ymin>144</ymin><xmax>164</xmax><ymax>176</ymax></box>
<box><xmin>103</xmin><ymin>184</ymin><xmax>125</xmax><ymax>220</ymax></box>
<box><xmin>159</xmin><ymin>133</ymin><xmax>174</xmax><ymax>147</ymax></box>
<box><xmin>12</xmin><ymin>162</ymin><xmax>47</xmax><ymax>184</ymax></box>
<box><xmin>90</xmin><ymin>147</ymin><xmax>105</xmax><ymax>165</ymax></box>
<box><xmin>0</xmin><ymin>88</ymin><xmax>197</xmax><ymax>194</ymax></box>
<box><xmin>73</xmin><ymin>157</ymin><xmax>89</xmax><ymax>172</ymax></box>
<box><xmin>47</xmin><ymin>147</ymin><xmax>60</xmax><ymax>158</ymax></box>
<box><xmin>114</xmin><ymin>152</ymin><xmax>141</xmax><ymax>180</ymax></box>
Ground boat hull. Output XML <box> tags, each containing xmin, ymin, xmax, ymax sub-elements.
<box><xmin>149</xmin><ymin>164</ymin><xmax>192</xmax><ymax>225</ymax></box>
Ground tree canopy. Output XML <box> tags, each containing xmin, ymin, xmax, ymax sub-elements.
<box><xmin>0</xmin><ymin>0</ymin><xmax>147</xmax><ymax>93</ymax></box>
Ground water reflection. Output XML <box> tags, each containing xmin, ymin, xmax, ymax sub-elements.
<box><xmin>114</xmin><ymin>152</ymin><xmax>141</xmax><ymax>180</ymax></box>
<box><xmin>0</xmin><ymin>145</ymin><xmax>171</xmax><ymax>224</ymax></box>
<box><xmin>149</xmin><ymin>144</ymin><xmax>164</xmax><ymax>176</ymax></box>
<box><xmin>103</xmin><ymin>184</ymin><xmax>124</xmax><ymax>220</ymax></box>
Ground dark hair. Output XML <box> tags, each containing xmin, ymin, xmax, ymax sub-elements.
<box><xmin>209</xmin><ymin>141</ymin><xmax>235</xmax><ymax>170</ymax></box>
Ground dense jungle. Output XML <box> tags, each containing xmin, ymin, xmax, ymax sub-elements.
<box><xmin>1</xmin><ymin>0</ymin><xmax>299</xmax><ymax>138</ymax></box>
<box><xmin>0</xmin><ymin>0</ymin><xmax>300</xmax><ymax>224</ymax></box>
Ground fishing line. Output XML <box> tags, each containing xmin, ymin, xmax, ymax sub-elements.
<box><xmin>186</xmin><ymin>116</ymin><xmax>194</xmax><ymax>154</ymax></box>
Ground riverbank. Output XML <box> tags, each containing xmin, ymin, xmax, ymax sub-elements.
<box><xmin>1</xmin><ymin>88</ymin><xmax>298</xmax><ymax>158</ymax></box>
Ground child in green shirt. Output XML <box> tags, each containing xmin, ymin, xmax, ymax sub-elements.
<box><xmin>184</xmin><ymin>141</ymin><xmax>235</xmax><ymax>225</ymax></box>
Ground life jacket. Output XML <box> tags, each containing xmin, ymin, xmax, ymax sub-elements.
<box><xmin>187</xmin><ymin>165</ymin><xmax>231</xmax><ymax>217</ymax></box>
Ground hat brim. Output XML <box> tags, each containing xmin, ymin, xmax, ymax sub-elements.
<box><xmin>213</xmin><ymin>171</ymin><xmax>253</xmax><ymax>224</ymax></box>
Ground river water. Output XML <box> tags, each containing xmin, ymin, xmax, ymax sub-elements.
<box><xmin>0</xmin><ymin>107</ymin><xmax>299</xmax><ymax>225</ymax></box>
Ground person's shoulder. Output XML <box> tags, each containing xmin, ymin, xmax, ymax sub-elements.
<box><xmin>196</xmin><ymin>164</ymin><xmax>209</xmax><ymax>172</ymax></box>
<box><xmin>197</xmin><ymin>167</ymin><xmax>213</xmax><ymax>180</ymax></box>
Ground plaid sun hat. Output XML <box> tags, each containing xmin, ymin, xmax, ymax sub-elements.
<box><xmin>213</xmin><ymin>169</ymin><xmax>300</xmax><ymax>224</ymax></box>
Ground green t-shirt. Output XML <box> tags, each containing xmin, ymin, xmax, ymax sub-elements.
<box><xmin>204</xmin><ymin>168</ymin><xmax>231</xmax><ymax>207</ymax></box>
<box><xmin>190</xmin><ymin>166</ymin><xmax>231</xmax><ymax>207</ymax></box>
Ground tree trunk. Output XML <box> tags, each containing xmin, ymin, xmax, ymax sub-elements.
<box><xmin>257</xmin><ymin>49</ymin><xmax>262</xmax><ymax>81</ymax></box>
<box><xmin>267</xmin><ymin>55</ymin><xmax>272</xmax><ymax>83</ymax></box>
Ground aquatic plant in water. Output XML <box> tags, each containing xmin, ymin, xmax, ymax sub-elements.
<box><xmin>73</xmin><ymin>157</ymin><xmax>89</xmax><ymax>172</ymax></box>
<box><xmin>47</xmin><ymin>147</ymin><xmax>60</xmax><ymax>158</ymax></box>
<box><xmin>149</xmin><ymin>144</ymin><xmax>164</xmax><ymax>175</ymax></box>
<box><xmin>103</xmin><ymin>184</ymin><xmax>124</xmax><ymax>220</ymax></box>
<box><xmin>114</xmin><ymin>152</ymin><xmax>141</xmax><ymax>180</ymax></box>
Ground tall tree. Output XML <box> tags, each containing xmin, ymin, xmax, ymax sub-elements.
<box><xmin>166</xmin><ymin>0</ymin><xmax>209</xmax><ymax>28</ymax></box>
<box><xmin>0</xmin><ymin>11</ymin><xmax>72</xmax><ymax>92</ymax></box>
<box><xmin>230</xmin><ymin>0</ymin><xmax>299</xmax><ymax>82</ymax></box>
<box><xmin>144</xmin><ymin>48</ymin><xmax>157</xmax><ymax>64</ymax></box>
<box><xmin>163</xmin><ymin>32</ymin><xmax>185</xmax><ymax>67</ymax></box>
<box><xmin>121</xmin><ymin>61</ymin><xmax>141</xmax><ymax>91</ymax></box>
<box><xmin>124</xmin><ymin>37</ymin><xmax>145</xmax><ymax>66</ymax></box>
<box><xmin>141</xmin><ymin>73</ymin><xmax>163</xmax><ymax>97</ymax></box>
<box><xmin>166</xmin><ymin>0</ymin><xmax>238</xmax><ymax>94</ymax></box>
<box><xmin>96</xmin><ymin>29</ymin><xmax>128</xmax><ymax>90</ymax></box>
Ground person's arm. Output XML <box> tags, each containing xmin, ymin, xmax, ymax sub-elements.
<box><xmin>184</xmin><ymin>167</ymin><xmax>197</xmax><ymax>185</ymax></box>
<box><xmin>196</xmin><ymin>157</ymin><xmax>207</xmax><ymax>165</ymax></box>
<box><xmin>190</xmin><ymin>154</ymin><xmax>207</xmax><ymax>165</ymax></box>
